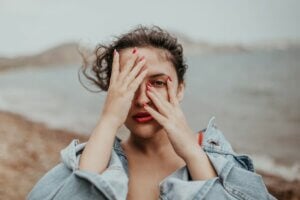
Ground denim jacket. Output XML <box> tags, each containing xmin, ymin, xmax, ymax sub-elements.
<box><xmin>27</xmin><ymin>117</ymin><xmax>276</xmax><ymax>200</ymax></box>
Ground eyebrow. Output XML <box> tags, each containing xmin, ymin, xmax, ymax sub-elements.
<box><xmin>149</xmin><ymin>73</ymin><xmax>168</xmax><ymax>78</ymax></box>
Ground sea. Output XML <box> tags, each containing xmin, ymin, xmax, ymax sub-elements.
<box><xmin>0</xmin><ymin>47</ymin><xmax>299</xmax><ymax>181</ymax></box>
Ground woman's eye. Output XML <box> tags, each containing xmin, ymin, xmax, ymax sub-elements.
<box><xmin>151</xmin><ymin>80</ymin><xmax>167</xmax><ymax>87</ymax></box>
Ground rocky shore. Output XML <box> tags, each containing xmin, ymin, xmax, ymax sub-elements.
<box><xmin>0</xmin><ymin>111</ymin><xmax>299</xmax><ymax>200</ymax></box>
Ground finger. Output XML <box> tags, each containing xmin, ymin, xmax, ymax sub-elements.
<box><xmin>128</xmin><ymin>68</ymin><xmax>148</xmax><ymax>92</ymax></box>
<box><xmin>110</xmin><ymin>49</ymin><xmax>119</xmax><ymax>84</ymax></box>
<box><xmin>167</xmin><ymin>77</ymin><xmax>179</xmax><ymax>106</ymax></box>
<box><xmin>146</xmin><ymin>88</ymin><xmax>170</xmax><ymax>116</ymax></box>
<box><xmin>124</xmin><ymin>57</ymin><xmax>146</xmax><ymax>87</ymax></box>
<box><xmin>119</xmin><ymin>48</ymin><xmax>139</xmax><ymax>81</ymax></box>
<box><xmin>148</xmin><ymin>85</ymin><xmax>173</xmax><ymax>111</ymax></box>
<box><xmin>143</xmin><ymin>103</ymin><xmax>167</xmax><ymax>125</ymax></box>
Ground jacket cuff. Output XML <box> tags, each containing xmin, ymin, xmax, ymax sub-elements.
<box><xmin>60</xmin><ymin>139</ymin><xmax>84</xmax><ymax>171</ymax></box>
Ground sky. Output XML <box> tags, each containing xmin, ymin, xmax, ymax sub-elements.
<box><xmin>0</xmin><ymin>0</ymin><xmax>300</xmax><ymax>56</ymax></box>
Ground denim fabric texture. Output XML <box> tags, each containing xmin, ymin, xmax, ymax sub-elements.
<box><xmin>27</xmin><ymin>117</ymin><xmax>277</xmax><ymax>200</ymax></box>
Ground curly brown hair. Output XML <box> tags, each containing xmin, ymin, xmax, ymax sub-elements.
<box><xmin>79</xmin><ymin>25</ymin><xmax>188</xmax><ymax>92</ymax></box>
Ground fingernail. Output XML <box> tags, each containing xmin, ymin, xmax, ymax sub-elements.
<box><xmin>146</xmin><ymin>82</ymin><xmax>152</xmax><ymax>87</ymax></box>
<box><xmin>132</xmin><ymin>47</ymin><xmax>137</xmax><ymax>54</ymax></box>
<box><xmin>139</xmin><ymin>56</ymin><xmax>145</xmax><ymax>61</ymax></box>
<box><xmin>146</xmin><ymin>85</ymin><xmax>151</xmax><ymax>91</ymax></box>
<box><xmin>113</xmin><ymin>49</ymin><xmax>117</xmax><ymax>55</ymax></box>
<box><xmin>143</xmin><ymin>103</ymin><xmax>147</xmax><ymax>107</ymax></box>
<box><xmin>168</xmin><ymin>77</ymin><xmax>172</xmax><ymax>82</ymax></box>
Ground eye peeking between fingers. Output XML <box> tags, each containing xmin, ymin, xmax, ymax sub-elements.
<box><xmin>149</xmin><ymin>80</ymin><xmax>167</xmax><ymax>88</ymax></box>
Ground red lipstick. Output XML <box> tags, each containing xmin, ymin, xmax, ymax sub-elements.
<box><xmin>132</xmin><ymin>112</ymin><xmax>153</xmax><ymax>123</ymax></box>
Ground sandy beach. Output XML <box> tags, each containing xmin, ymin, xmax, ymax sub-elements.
<box><xmin>0</xmin><ymin>111</ymin><xmax>87</xmax><ymax>199</ymax></box>
<box><xmin>0</xmin><ymin>111</ymin><xmax>299</xmax><ymax>200</ymax></box>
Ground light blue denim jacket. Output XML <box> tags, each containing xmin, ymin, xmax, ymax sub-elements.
<box><xmin>27</xmin><ymin>117</ymin><xmax>276</xmax><ymax>200</ymax></box>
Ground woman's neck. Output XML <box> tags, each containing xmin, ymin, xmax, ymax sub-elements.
<box><xmin>123</xmin><ymin>129</ymin><xmax>175</xmax><ymax>158</ymax></box>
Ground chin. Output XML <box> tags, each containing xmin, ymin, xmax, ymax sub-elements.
<box><xmin>124</xmin><ymin>119</ymin><xmax>162</xmax><ymax>139</ymax></box>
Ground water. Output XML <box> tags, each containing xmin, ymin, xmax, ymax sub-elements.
<box><xmin>0</xmin><ymin>65</ymin><xmax>106</xmax><ymax>134</ymax></box>
<box><xmin>0</xmin><ymin>48</ymin><xmax>300</xmax><ymax>180</ymax></box>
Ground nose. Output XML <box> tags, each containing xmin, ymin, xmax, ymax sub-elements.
<box><xmin>133</xmin><ymin>82</ymin><xmax>151</xmax><ymax>107</ymax></box>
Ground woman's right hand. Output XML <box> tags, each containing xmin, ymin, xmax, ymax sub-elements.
<box><xmin>79</xmin><ymin>48</ymin><xmax>146</xmax><ymax>173</ymax></box>
<box><xmin>100</xmin><ymin>48</ymin><xmax>148</xmax><ymax>129</ymax></box>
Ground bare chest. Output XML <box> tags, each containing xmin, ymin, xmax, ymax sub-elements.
<box><xmin>125</xmin><ymin>159</ymin><xmax>185</xmax><ymax>200</ymax></box>
<box><xmin>126</xmin><ymin>167</ymin><xmax>165</xmax><ymax>200</ymax></box>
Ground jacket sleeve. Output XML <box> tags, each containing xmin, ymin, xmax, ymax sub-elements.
<box><xmin>159</xmin><ymin>117</ymin><xmax>277</xmax><ymax>200</ymax></box>
<box><xmin>159</xmin><ymin>157</ymin><xmax>276</xmax><ymax>200</ymax></box>
<box><xmin>27</xmin><ymin>140</ymin><xmax>128</xmax><ymax>200</ymax></box>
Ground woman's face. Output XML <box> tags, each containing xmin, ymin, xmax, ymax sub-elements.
<box><xmin>119</xmin><ymin>47</ymin><xmax>185</xmax><ymax>138</ymax></box>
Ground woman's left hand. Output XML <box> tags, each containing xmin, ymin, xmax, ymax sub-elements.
<box><xmin>143</xmin><ymin>77</ymin><xmax>200</xmax><ymax>161</ymax></box>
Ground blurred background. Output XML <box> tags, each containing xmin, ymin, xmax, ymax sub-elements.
<box><xmin>0</xmin><ymin>0</ymin><xmax>299</xmax><ymax>199</ymax></box>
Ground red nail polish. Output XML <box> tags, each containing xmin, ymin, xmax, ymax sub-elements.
<box><xmin>132</xmin><ymin>48</ymin><xmax>137</xmax><ymax>54</ymax></box>
<box><xmin>147</xmin><ymin>87</ymin><xmax>151</xmax><ymax>92</ymax></box>
<box><xmin>146</xmin><ymin>82</ymin><xmax>152</xmax><ymax>89</ymax></box>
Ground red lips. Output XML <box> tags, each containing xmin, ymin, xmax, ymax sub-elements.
<box><xmin>132</xmin><ymin>112</ymin><xmax>153</xmax><ymax>123</ymax></box>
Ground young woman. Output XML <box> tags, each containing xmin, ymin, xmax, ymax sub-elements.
<box><xmin>28</xmin><ymin>26</ymin><xmax>276</xmax><ymax>200</ymax></box>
